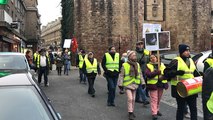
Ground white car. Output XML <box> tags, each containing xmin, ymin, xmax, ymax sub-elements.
<box><xmin>193</xmin><ymin>50</ymin><xmax>212</xmax><ymax>73</ymax></box>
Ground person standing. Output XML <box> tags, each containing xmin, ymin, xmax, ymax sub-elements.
<box><xmin>118</xmin><ymin>51</ymin><xmax>145</xmax><ymax>120</ymax></box>
<box><xmin>102</xmin><ymin>46</ymin><xmax>121</xmax><ymax>106</ymax></box>
<box><xmin>164</xmin><ymin>44</ymin><xmax>198</xmax><ymax>120</ymax></box>
<box><xmin>55</xmin><ymin>53</ymin><xmax>64</xmax><ymax>75</ymax></box>
<box><xmin>145</xmin><ymin>54</ymin><xmax>168</xmax><ymax>120</ymax></box>
<box><xmin>82</xmin><ymin>52</ymin><xmax>101</xmax><ymax>97</ymax></box>
<box><xmin>25</xmin><ymin>50</ymin><xmax>33</xmax><ymax>69</ymax></box>
<box><xmin>36</xmin><ymin>49</ymin><xmax>50</xmax><ymax>87</ymax></box>
<box><xmin>203</xmin><ymin>51</ymin><xmax>213</xmax><ymax>73</ymax></box>
<box><xmin>135</xmin><ymin>40</ymin><xmax>150</xmax><ymax>105</ymax></box>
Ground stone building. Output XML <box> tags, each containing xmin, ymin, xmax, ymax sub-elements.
<box><xmin>73</xmin><ymin>0</ymin><xmax>211</xmax><ymax>60</ymax></box>
<box><xmin>41</xmin><ymin>17</ymin><xmax>62</xmax><ymax>51</ymax></box>
<box><xmin>24</xmin><ymin>0</ymin><xmax>41</xmax><ymax>52</ymax></box>
<box><xmin>0</xmin><ymin>0</ymin><xmax>41</xmax><ymax>52</ymax></box>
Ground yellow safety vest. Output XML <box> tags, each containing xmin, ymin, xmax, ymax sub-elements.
<box><xmin>36</xmin><ymin>55</ymin><xmax>50</xmax><ymax>68</ymax></box>
<box><xmin>123</xmin><ymin>63</ymin><xmax>141</xmax><ymax>86</ymax></box>
<box><xmin>171</xmin><ymin>57</ymin><xmax>196</xmax><ymax>86</ymax></box>
<box><xmin>205</xmin><ymin>58</ymin><xmax>213</xmax><ymax>67</ymax></box>
<box><xmin>79</xmin><ymin>55</ymin><xmax>84</xmax><ymax>69</ymax></box>
<box><xmin>147</xmin><ymin>63</ymin><xmax>167</xmax><ymax>84</ymax></box>
<box><xmin>207</xmin><ymin>92</ymin><xmax>213</xmax><ymax>113</ymax></box>
<box><xmin>85</xmin><ymin>58</ymin><xmax>98</xmax><ymax>73</ymax></box>
<box><xmin>33</xmin><ymin>53</ymin><xmax>38</xmax><ymax>62</ymax></box>
<box><xmin>144</xmin><ymin>49</ymin><xmax>150</xmax><ymax>56</ymax></box>
<box><xmin>105</xmin><ymin>53</ymin><xmax>119</xmax><ymax>72</ymax></box>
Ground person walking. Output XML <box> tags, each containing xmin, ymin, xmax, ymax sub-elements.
<box><xmin>55</xmin><ymin>53</ymin><xmax>64</xmax><ymax>75</ymax></box>
<box><xmin>102</xmin><ymin>46</ymin><xmax>121</xmax><ymax>106</ymax></box>
<box><xmin>82</xmin><ymin>52</ymin><xmax>101</xmax><ymax>97</ymax></box>
<box><xmin>36</xmin><ymin>49</ymin><xmax>50</xmax><ymax>87</ymax></box>
<box><xmin>76</xmin><ymin>49</ymin><xmax>87</xmax><ymax>84</ymax></box>
<box><xmin>118</xmin><ymin>51</ymin><xmax>145</xmax><ymax>120</ymax></box>
<box><xmin>145</xmin><ymin>54</ymin><xmax>168</xmax><ymax>120</ymax></box>
<box><xmin>63</xmin><ymin>50</ymin><xmax>70</xmax><ymax>75</ymax></box>
<box><xmin>164</xmin><ymin>44</ymin><xmax>199</xmax><ymax>120</ymax></box>
<box><xmin>135</xmin><ymin>40</ymin><xmax>150</xmax><ymax>105</ymax></box>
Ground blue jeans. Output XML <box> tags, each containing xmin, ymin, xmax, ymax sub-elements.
<box><xmin>106</xmin><ymin>76</ymin><xmax>118</xmax><ymax>104</ymax></box>
<box><xmin>79</xmin><ymin>69</ymin><xmax>86</xmax><ymax>83</ymax></box>
<box><xmin>64</xmin><ymin>64</ymin><xmax>69</xmax><ymax>75</ymax></box>
<box><xmin>136</xmin><ymin>84</ymin><xmax>147</xmax><ymax>102</ymax></box>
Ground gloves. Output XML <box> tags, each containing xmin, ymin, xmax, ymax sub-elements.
<box><xmin>176</xmin><ymin>70</ymin><xmax>185</xmax><ymax>75</ymax></box>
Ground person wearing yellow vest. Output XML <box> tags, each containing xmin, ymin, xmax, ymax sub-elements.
<box><xmin>82</xmin><ymin>52</ymin><xmax>101</xmax><ymax>97</ymax></box>
<box><xmin>101</xmin><ymin>46</ymin><xmax>121</xmax><ymax>106</ymax></box>
<box><xmin>36</xmin><ymin>49</ymin><xmax>50</xmax><ymax>87</ymax></box>
<box><xmin>202</xmin><ymin>66</ymin><xmax>213</xmax><ymax>120</ymax></box>
<box><xmin>164</xmin><ymin>44</ymin><xmax>199</xmax><ymax>120</ymax></box>
<box><xmin>203</xmin><ymin>51</ymin><xmax>213</xmax><ymax>73</ymax></box>
<box><xmin>76</xmin><ymin>49</ymin><xmax>87</xmax><ymax>84</ymax></box>
<box><xmin>135</xmin><ymin>40</ymin><xmax>150</xmax><ymax>105</ymax></box>
<box><xmin>118</xmin><ymin>51</ymin><xmax>145</xmax><ymax>120</ymax></box>
<box><xmin>145</xmin><ymin>54</ymin><xmax>168</xmax><ymax>120</ymax></box>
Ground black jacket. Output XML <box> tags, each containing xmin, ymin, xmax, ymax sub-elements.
<box><xmin>164</xmin><ymin>57</ymin><xmax>199</xmax><ymax>98</ymax></box>
<box><xmin>101</xmin><ymin>52</ymin><xmax>122</xmax><ymax>77</ymax></box>
<box><xmin>82</xmin><ymin>58</ymin><xmax>101</xmax><ymax>77</ymax></box>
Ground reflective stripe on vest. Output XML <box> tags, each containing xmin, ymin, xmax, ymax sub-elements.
<box><xmin>207</xmin><ymin>92</ymin><xmax>213</xmax><ymax>113</ymax></box>
<box><xmin>79</xmin><ymin>55</ymin><xmax>84</xmax><ymax>68</ymax></box>
<box><xmin>147</xmin><ymin>63</ymin><xmax>167</xmax><ymax>84</ymax></box>
<box><xmin>36</xmin><ymin>55</ymin><xmax>50</xmax><ymax>68</ymax></box>
<box><xmin>205</xmin><ymin>58</ymin><xmax>213</xmax><ymax>68</ymax></box>
<box><xmin>123</xmin><ymin>63</ymin><xmax>141</xmax><ymax>86</ymax></box>
<box><xmin>171</xmin><ymin>57</ymin><xmax>196</xmax><ymax>86</ymax></box>
<box><xmin>105</xmin><ymin>53</ymin><xmax>119</xmax><ymax>71</ymax></box>
<box><xmin>85</xmin><ymin>58</ymin><xmax>98</xmax><ymax>73</ymax></box>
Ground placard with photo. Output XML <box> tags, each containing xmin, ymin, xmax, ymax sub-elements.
<box><xmin>158</xmin><ymin>31</ymin><xmax>170</xmax><ymax>50</ymax></box>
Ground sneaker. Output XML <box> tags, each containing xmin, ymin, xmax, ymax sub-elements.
<box><xmin>157</xmin><ymin>111</ymin><xmax>162</xmax><ymax>116</ymax></box>
<box><xmin>45</xmin><ymin>83</ymin><xmax>49</xmax><ymax>87</ymax></box>
<box><xmin>91</xmin><ymin>94</ymin><xmax>95</xmax><ymax>97</ymax></box>
<box><xmin>129</xmin><ymin>113</ymin><xmax>135</xmax><ymax>120</ymax></box>
<box><xmin>135</xmin><ymin>100</ymin><xmax>143</xmax><ymax>104</ymax></box>
<box><xmin>184</xmin><ymin>113</ymin><xmax>190</xmax><ymax>119</ymax></box>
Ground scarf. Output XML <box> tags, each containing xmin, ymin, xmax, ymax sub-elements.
<box><xmin>127</xmin><ymin>60</ymin><xmax>138</xmax><ymax>78</ymax></box>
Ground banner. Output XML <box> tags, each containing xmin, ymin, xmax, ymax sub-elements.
<box><xmin>63</xmin><ymin>39</ymin><xmax>72</xmax><ymax>48</ymax></box>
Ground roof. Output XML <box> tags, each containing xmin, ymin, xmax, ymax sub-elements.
<box><xmin>0</xmin><ymin>52</ymin><xmax>25</xmax><ymax>56</ymax></box>
<box><xmin>0</xmin><ymin>73</ymin><xmax>32</xmax><ymax>86</ymax></box>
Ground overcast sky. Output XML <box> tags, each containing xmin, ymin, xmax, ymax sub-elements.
<box><xmin>37</xmin><ymin>0</ymin><xmax>62</xmax><ymax>26</ymax></box>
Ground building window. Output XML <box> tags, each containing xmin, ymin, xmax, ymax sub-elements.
<box><xmin>144</xmin><ymin>0</ymin><xmax>147</xmax><ymax>20</ymax></box>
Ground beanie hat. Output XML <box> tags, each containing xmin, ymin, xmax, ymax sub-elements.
<box><xmin>179</xmin><ymin>44</ymin><xmax>190</xmax><ymax>54</ymax></box>
<box><xmin>127</xmin><ymin>51</ymin><xmax>135</xmax><ymax>59</ymax></box>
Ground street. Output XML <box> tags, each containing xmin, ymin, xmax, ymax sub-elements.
<box><xmin>41</xmin><ymin>66</ymin><xmax>203</xmax><ymax>120</ymax></box>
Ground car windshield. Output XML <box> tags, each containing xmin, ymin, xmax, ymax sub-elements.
<box><xmin>0</xmin><ymin>86</ymin><xmax>54</xmax><ymax>120</ymax></box>
<box><xmin>0</xmin><ymin>55</ymin><xmax>28</xmax><ymax>70</ymax></box>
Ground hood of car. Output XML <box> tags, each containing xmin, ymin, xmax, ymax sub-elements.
<box><xmin>0</xmin><ymin>73</ymin><xmax>32</xmax><ymax>86</ymax></box>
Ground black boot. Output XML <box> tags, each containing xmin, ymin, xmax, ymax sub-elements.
<box><xmin>129</xmin><ymin>112</ymin><xmax>134</xmax><ymax>120</ymax></box>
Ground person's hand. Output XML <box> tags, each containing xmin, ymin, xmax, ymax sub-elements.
<box><xmin>154</xmin><ymin>70</ymin><xmax>161</xmax><ymax>75</ymax></box>
<box><xmin>176</xmin><ymin>70</ymin><xmax>185</xmax><ymax>75</ymax></box>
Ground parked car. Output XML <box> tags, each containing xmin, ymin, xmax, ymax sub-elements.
<box><xmin>0</xmin><ymin>73</ymin><xmax>62</xmax><ymax>120</ymax></box>
<box><xmin>160</xmin><ymin>51</ymin><xmax>197</xmax><ymax>67</ymax></box>
<box><xmin>192</xmin><ymin>50</ymin><xmax>212</xmax><ymax>73</ymax></box>
<box><xmin>0</xmin><ymin>52</ymin><xmax>29</xmax><ymax>71</ymax></box>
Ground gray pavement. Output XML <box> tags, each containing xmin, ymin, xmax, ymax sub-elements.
<box><xmin>39</xmin><ymin>66</ymin><xmax>203</xmax><ymax>120</ymax></box>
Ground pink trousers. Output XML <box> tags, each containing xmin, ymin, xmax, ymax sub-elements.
<box><xmin>126</xmin><ymin>89</ymin><xmax>136</xmax><ymax>112</ymax></box>
<box><xmin>149</xmin><ymin>88</ymin><xmax>164</xmax><ymax>115</ymax></box>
